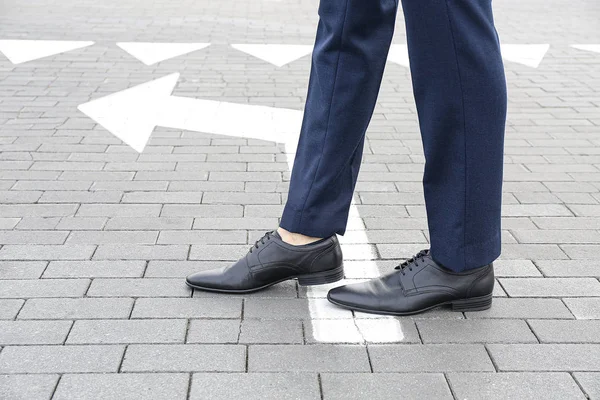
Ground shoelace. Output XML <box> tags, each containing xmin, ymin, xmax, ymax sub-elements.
<box><xmin>394</xmin><ymin>249</ymin><xmax>429</xmax><ymax>275</ymax></box>
<box><xmin>249</xmin><ymin>231</ymin><xmax>274</xmax><ymax>253</ymax></box>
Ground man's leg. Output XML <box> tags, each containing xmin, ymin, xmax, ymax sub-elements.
<box><xmin>403</xmin><ymin>0</ymin><xmax>507</xmax><ymax>272</ymax></box>
<box><xmin>327</xmin><ymin>0</ymin><xmax>506</xmax><ymax>314</ymax></box>
<box><xmin>280</xmin><ymin>0</ymin><xmax>399</xmax><ymax>239</ymax></box>
<box><xmin>186</xmin><ymin>0</ymin><xmax>398</xmax><ymax>293</ymax></box>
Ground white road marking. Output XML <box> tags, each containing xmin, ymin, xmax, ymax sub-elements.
<box><xmin>0</xmin><ymin>40</ymin><xmax>94</xmax><ymax>64</ymax></box>
<box><xmin>388</xmin><ymin>44</ymin><xmax>550</xmax><ymax>69</ymax></box>
<box><xmin>387</xmin><ymin>44</ymin><xmax>410</xmax><ymax>68</ymax></box>
<box><xmin>78</xmin><ymin>71</ymin><xmax>406</xmax><ymax>343</ymax></box>
<box><xmin>117</xmin><ymin>42</ymin><xmax>211</xmax><ymax>66</ymax></box>
<box><xmin>572</xmin><ymin>44</ymin><xmax>600</xmax><ymax>54</ymax></box>
<box><xmin>231</xmin><ymin>44</ymin><xmax>313</xmax><ymax>67</ymax></box>
<box><xmin>77</xmin><ymin>73</ymin><xmax>302</xmax><ymax>153</ymax></box>
<box><xmin>500</xmin><ymin>44</ymin><xmax>550</xmax><ymax>68</ymax></box>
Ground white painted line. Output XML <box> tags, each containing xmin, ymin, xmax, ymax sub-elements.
<box><xmin>500</xmin><ymin>44</ymin><xmax>550</xmax><ymax>68</ymax></box>
<box><xmin>231</xmin><ymin>44</ymin><xmax>313</xmax><ymax>67</ymax></box>
<box><xmin>572</xmin><ymin>44</ymin><xmax>600</xmax><ymax>54</ymax></box>
<box><xmin>78</xmin><ymin>71</ymin><xmax>405</xmax><ymax>343</ymax></box>
<box><xmin>0</xmin><ymin>40</ymin><xmax>94</xmax><ymax>64</ymax></box>
<box><xmin>117</xmin><ymin>42</ymin><xmax>211</xmax><ymax>66</ymax></box>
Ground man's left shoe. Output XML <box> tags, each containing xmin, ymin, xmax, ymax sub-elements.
<box><xmin>186</xmin><ymin>230</ymin><xmax>344</xmax><ymax>293</ymax></box>
<box><xmin>327</xmin><ymin>249</ymin><xmax>494</xmax><ymax>316</ymax></box>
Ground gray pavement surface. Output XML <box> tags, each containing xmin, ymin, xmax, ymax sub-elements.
<box><xmin>1</xmin><ymin>0</ymin><xmax>600</xmax><ymax>398</ymax></box>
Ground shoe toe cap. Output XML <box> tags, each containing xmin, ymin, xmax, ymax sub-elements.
<box><xmin>328</xmin><ymin>284</ymin><xmax>368</xmax><ymax>308</ymax></box>
<box><xmin>185</xmin><ymin>268</ymin><xmax>225</xmax><ymax>289</ymax></box>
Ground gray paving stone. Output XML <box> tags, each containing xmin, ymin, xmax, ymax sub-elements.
<box><xmin>189</xmin><ymin>244</ymin><xmax>252</xmax><ymax>260</ymax></box>
<box><xmin>465</xmin><ymin>298</ymin><xmax>574</xmax><ymax>319</ymax></box>
<box><xmin>532</xmin><ymin>217</ymin><xmax>600</xmax><ymax>230</ymax></box>
<box><xmin>512</xmin><ymin>229</ymin><xmax>600</xmax><ymax>244</ymax></box>
<box><xmin>562</xmin><ymin>245</ymin><xmax>600</xmax><ymax>259</ymax></box>
<box><xmin>0</xmin><ymin>204</ymin><xmax>78</xmax><ymax>217</ymax></box>
<box><xmin>0</xmin><ymin>299</ymin><xmax>23</xmax><ymax>319</ymax></box>
<box><xmin>0</xmin><ymin>374</ymin><xmax>59</xmax><ymax>400</ymax></box>
<box><xmin>488</xmin><ymin>344</ymin><xmax>600</xmax><ymax>371</ymax></box>
<box><xmin>499</xmin><ymin>277</ymin><xmax>600</xmax><ymax>297</ymax></box>
<box><xmin>536</xmin><ymin>260</ymin><xmax>600</xmax><ymax>277</ymax></box>
<box><xmin>121</xmin><ymin>344</ymin><xmax>246</xmax><ymax>372</ymax></box>
<box><xmin>417</xmin><ymin>319</ymin><xmax>538</xmax><ymax>343</ymax></box>
<box><xmin>240</xmin><ymin>320</ymin><xmax>304</xmax><ymax>344</ymax></box>
<box><xmin>245</xmin><ymin>298</ymin><xmax>351</xmax><ymax>320</ymax></box>
<box><xmin>161</xmin><ymin>204</ymin><xmax>243</xmax><ymax>217</ymax></box>
<box><xmin>498</xmin><ymin>244</ymin><xmax>568</xmax><ymax>260</ymax></box>
<box><xmin>158</xmin><ymin>230</ymin><xmax>246</xmax><ymax>244</ymax></box>
<box><xmin>43</xmin><ymin>260</ymin><xmax>145</xmax><ymax>278</ymax></box>
<box><xmin>574</xmin><ymin>373</ymin><xmax>600</xmax><ymax>400</ymax></box>
<box><xmin>488</xmin><ymin>260</ymin><xmax>541</xmax><ymax>277</ymax></box>
<box><xmin>131</xmin><ymin>297</ymin><xmax>242</xmax><ymax>319</ymax></box>
<box><xmin>56</xmin><ymin>217</ymin><xmax>108</xmax><ymax>230</ymax></box>
<box><xmin>0</xmin><ymin>261</ymin><xmax>47</xmax><ymax>279</ymax></box>
<box><xmin>189</xmin><ymin>373</ymin><xmax>319</xmax><ymax>400</ymax></box>
<box><xmin>0</xmin><ymin>279</ymin><xmax>90</xmax><ymax>298</ymax></box>
<box><xmin>87</xmin><ymin>278</ymin><xmax>190</xmax><ymax>297</ymax></box>
<box><xmin>529</xmin><ymin>320</ymin><xmax>600</xmax><ymax>343</ymax></box>
<box><xmin>67</xmin><ymin>319</ymin><xmax>187</xmax><ymax>344</ymax></box>
<box><xmin>121</xmin><ymin>191</ymin><xmax>203</xmax><ymax>204</ymax></box>
<box><xmin>0</xmin><ymin>345</ymin><xmax>124</xmax><ymax>373</ymax></box>
<box><xmin>187</xmin><ymin>319</ymin><xmax>241</xmax><ymax>343</ymax></box>
<box><xmin>448</xmin><ymin>373</ymin><xmax>585</xmax><ymax>400</ymax></box>
<box><xmin>0</xmin><ymin>218</ymin><xmax>20</xmax><ymax>230</ymax></box>
<box><xmin>53</xmin><ymin>373</ymin><xmax>189</xmax><ymax>400</ymax></box>
<box><xmin>321</xmin><ymin>373</ymin><xmax>453</xmax><ymax>400</ymax></box>
<box><xmin>67</xmin><ymin>231</ymin><xmax>159</xmax><ymax>244</ymax></box>
<box><xmin>0</xmin><ymin>320</ymin><xmax>72</xmax><ymax>344</ymax></box>
<box><xmin>0</xmin><ymin>245</ymin><xmax>96</xmax><ymax>260</ymax></box>
<box><xmin>18</xmin><ymin>298</ymin><xmax>133</xmax><ymax>320</ymax></box>
<box><xmin>104</xmin><ymin>217</ymin><xmax>193</xmax><ymax>230</ymax></box>
<box><xmin>39</xmin><ymin>190</ymin><xmax>123</xmax><ymax>204</ymax></box>
<box><xmin>563</xmin><ymin>298</ymin><xmax>600</xmax><ymax>319</ymax></box>
<box><xmin>93</xmin><ymin>245</ymin><xmax>188</xmax><ymax>260</ymax></box>
<box><xmin>369</xmin><ymin>344</ymin><xmax>495</xmax><ymax>372</ymax></box>
<box><xmin>77</xmin><ymin>204</ymin><xmax>161</xmax><ymax>217</ymax></box>
<box><xmin>0</xmin><ymin>230</ymin><xmax>69</xmax><ymax>245</ymax></box>
<box><xmin>248</xmin><ymin>345</ymin><xmax>370</xmax><ymax>372</ymax></box>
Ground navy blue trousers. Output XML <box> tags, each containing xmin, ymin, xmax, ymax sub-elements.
<box><xmin>280</xmin><ymin>0</ymin><xmax>507</xmax><ymax>272</ymax></box>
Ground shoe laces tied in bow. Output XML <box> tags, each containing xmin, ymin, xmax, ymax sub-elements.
<box><xmin>249</xmin><ymin>231</ymin><xmax>274</xmax><ymax>253</ymax></box>
<box><xmin>394</xmin><ymin>249</ymin><xmax>429</xmax><ymax>275</ymax></box>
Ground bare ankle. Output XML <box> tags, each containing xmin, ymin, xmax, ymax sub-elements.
<box><xmin>277</xmin><ymin>227</ymin><xmax>323</xmax><ymax>246</ymax></box>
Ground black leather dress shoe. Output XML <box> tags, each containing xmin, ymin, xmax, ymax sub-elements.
<box><xmin>327</xmin><ymin>249</ymin><xmax>494</xmax><ymax>316</ymax></box>
<box><xmin>186</xmin><ymin>230</ymin><xmax>344</xmax><ymax>293</ymax></box>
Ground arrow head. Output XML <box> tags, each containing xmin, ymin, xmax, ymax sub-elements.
<box><xmin>78</xmin><ymin>73</ymin><xmax>180</xmax><ymax>152</ymax></box>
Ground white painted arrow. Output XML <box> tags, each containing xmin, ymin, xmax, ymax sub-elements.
<box><xmin>387</xmin><ymin>44</ymin><xmax>410</xmax><ymax>68</ymax></box>
<box><xmin>0</xmin><ymin>40</ymin><xmax>94</xmax><ymax>64</ymax></box>
<box><xmin>500</xmin><ymin>44</ymin><xmax>549</xmax><ymax>68</ymax></box>
<box><xmin>117</xmin><ymin>42</ymin><xmax>211</xmax><ymax>66</ymax></box>
<box><xmin>388</xmin><ymin>43</ymin><xmax>550</xmax><ymax>69</ymax></box>
<box><xmin>572</xmin><ymin>44</ymin><xmax>600</xmax><ymax>55</ymax></box>
<box><xmin>77</xmin><ymin>73</ymin><xmax>303</xmax><ymax>152</ymax></box>
<box><xmin>231</xmin><ymin>44</ymin><xmax>313</xmax><ymax>67</ymax></box>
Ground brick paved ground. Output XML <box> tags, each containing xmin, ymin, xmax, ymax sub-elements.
<box><xmin>1</xmin><ymin>0</ymin><xmax>600</xmax><ymax>398</ymax></box>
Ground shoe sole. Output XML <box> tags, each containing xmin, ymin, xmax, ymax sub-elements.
<box><xmin>327</xmin><ymin>293</ymin><xmax>493</xmax><ymax>316</ymax></box>
<box><xmin>185</xmin><ymin>264</ymin><xmax>345</xmax><ymax>294</ymax></box>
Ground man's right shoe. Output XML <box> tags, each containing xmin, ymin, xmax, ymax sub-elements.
<box><xmin>186</xmin><ymin>230</ymin><xmax>344</xmax><ymax>293</ymax></box>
